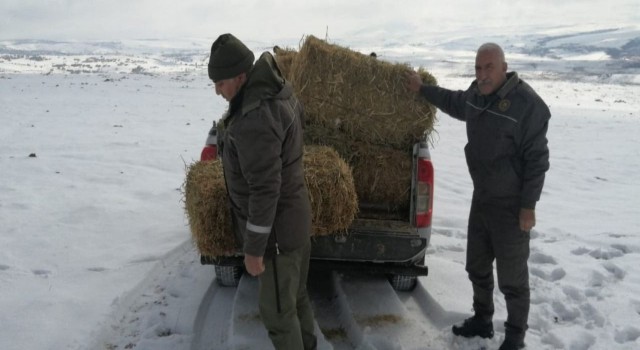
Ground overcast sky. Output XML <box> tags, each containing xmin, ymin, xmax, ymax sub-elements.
<box><xmin>1</xmin><ymin>0</ymin><xmax>638</xmax><ymax>42</ymax></box>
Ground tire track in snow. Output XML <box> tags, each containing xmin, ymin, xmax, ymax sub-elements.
<box><xmin>332</xmin><ymin>272</ymin><xmax>444</xmax><ymax>350</ymax></box>
<box><xmin>93</xmin><ymin>243</ymin><xmax>468</xmax><ymax>350</ymax></box>
<box><xmin>193</xmin><ymin>270</ymin><xmax>339</xmax><ymax>350</ymax></box>
<box><xmin>90</xmin><ymin>241</ymin><xmax>214</xmax><ymax>350</ymax></box>
<box><xmin>190</xmin><ymin>277</ymin><xmax>235</xmax><ymax>350</ymax></box>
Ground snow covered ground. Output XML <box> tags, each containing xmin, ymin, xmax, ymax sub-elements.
<box><xmin>1</xmin><ymin>2</ymin><xmax>640</xmax><ymax>349</ymax></box>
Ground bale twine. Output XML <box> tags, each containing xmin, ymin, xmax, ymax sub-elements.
<box><xmin>289</xmin><ymin>35</ymin><xmax>437</xmax><ymax>150</ymax></box>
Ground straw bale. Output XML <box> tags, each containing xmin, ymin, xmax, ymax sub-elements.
<box><xmin>184</xmin><ymin>160</ymin><xmax>236</xmax><ymax>257</ymax></box>
<box><xmin>305</xmin><ymin>126</ymin><xmax>412</xmax><ymax>210</ymax></box>
<box><xmin>303</xmin><ymin>145</ymin><xmax>358</xmax><ymax>235</ymax></box>
<box><xmin>350</xmin><ymin>144</ymin><xmax>412</xmax><ymax>210</ymax></box>
<box><xmin>183</xmin><ymin>146</ymin><xmax>358</xmax><ymax>256</ymax></box>
<box><xmin>289</xmin><ymin>35</ymin><xmax>437</xmax><ymax>150</ymax></box>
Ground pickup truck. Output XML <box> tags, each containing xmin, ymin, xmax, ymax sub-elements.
<box><xmin>198</xmin><ymin>120</ymin><xmax>434</xmax><ymax>291</ymax></box>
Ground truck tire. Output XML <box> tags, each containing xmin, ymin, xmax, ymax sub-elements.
<box><xmin>215</xmin><ymin>265</ymin><xmax>243</xmax><ymax>287</ymax></box>
<box><xmin>389</xmin><ymin>274</ymin><xmax>417</xmax><ymax>291</ymax></box>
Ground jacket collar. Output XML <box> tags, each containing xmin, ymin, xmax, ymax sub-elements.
<box><xmin>472</xmin><ymin>71</ymin><xmax>519</xmax><ymax>100</ymax></box>
<box><xmin>495</xmin><ymin>72</ymin><xmax>519</xmax><ymax>99</ymax></box>
<box><xmin>227</xmin><ymin>84</ymin><xmax>245</xmax><ymax>119</ymax></box>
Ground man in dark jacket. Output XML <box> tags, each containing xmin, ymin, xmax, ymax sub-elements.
<box><xmin>407</xmin><ymin>43</ymin><xmax>550</xmax><ymax>350</ymax></box>
<box><xmin>208</xmin><ymin>33</ymin><xmax>317</xmax><ymax>350</ymax></box>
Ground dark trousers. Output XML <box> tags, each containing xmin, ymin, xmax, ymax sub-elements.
<box><xmin>466</xmin><ymin>200</ymin><xmax>530</xmax><ymax>340</ymax></box>
<box><xmin>258</xmin><ymin>240</ymin><xmax>317</xmax><ymax>350</ymax></box>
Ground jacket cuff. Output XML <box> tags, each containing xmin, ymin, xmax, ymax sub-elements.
<box><xmin>419</xmin><ymin>84</ymin><xmax>432</xmax><ymax>98</ymax></box>
<box><xmin>520</xmin><ymin>200</ymin><xmax>536</xmax><ymax>210</ymax></box>
<box><xmin>242</xmin><ymin>222</ymin><xmax>271</xmax><ymax>257</ymax></box>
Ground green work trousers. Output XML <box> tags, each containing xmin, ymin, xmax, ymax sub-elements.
<box><xmin>258</xmin><ymin>240</ymin><xmax>317</xmax><ymax>350</ymax></box>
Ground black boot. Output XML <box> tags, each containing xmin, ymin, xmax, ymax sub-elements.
<box><xmin>499</xmin><ymin>336</ymin><xmax>525</xmax><ymax>350</ymax></box>
<box><xmin>451</xmin><ymin>315</ymin><xmax>494</xmax><ymax>339</ymax></box>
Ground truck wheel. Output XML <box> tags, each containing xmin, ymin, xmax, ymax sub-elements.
<box><xmin>215</xmin><ymin>265</ymin><xmax>243</xmax><ymax>287</ymax></box>
<box><xmin>389</xmin><ymin>274</ymin><xmax>417</xmax><ymax>291</ymax></box>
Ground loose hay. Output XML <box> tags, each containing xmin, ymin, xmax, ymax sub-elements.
<box><xmin>184</xmin><ymin>146</ymin><xmax>358</xmax><ymax>256</ymax></box>
<box><xmin>289</xmin><ymin>35</ymin><xmax>437</xmax><ymax>150</ymax></box>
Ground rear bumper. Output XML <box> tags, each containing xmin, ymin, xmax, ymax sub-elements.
<box><xmin>311</xmin><ymin>259</ymin><xmax>428</xmax><ymax>276</ymax></box>
<box><xmin>201</xmin><ymin>229</ymin><xmax>428</xmax><ymax>277</ymax></box>
<box><xmin>201</xmin><ymin>254</ymin><xmax>428</xmax><ymax>277</ymax></box>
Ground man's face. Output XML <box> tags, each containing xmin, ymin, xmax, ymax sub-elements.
<box><xmin>475</xmin><ymin>49</ymin><xmax>507</xmax><ymax>95</ymax></box>
<box><xmin>214</xmin><ymin>74</ymin><xmax>245</xmax><ymax>101</ymax></box>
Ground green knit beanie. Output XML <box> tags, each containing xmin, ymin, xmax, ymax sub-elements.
<box><xmin>208</xmin><ymin>33</ymin><xmax>254</xmax><ymax>82</ymax></box>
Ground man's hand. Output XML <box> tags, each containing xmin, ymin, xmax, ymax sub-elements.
<box><xmin>405</xmin><ymin>71</ymin><xmax>423</xmax><ymax>93</ymax></box>
<box><xmin>519</xmin><ymin>208</ymin><xmax>536</xmax><ymax>232</ymax></box>
<box><xmin>244</xmin><ymin>254</ymin><xmax>265</xmax><ymax>276</ymax></box>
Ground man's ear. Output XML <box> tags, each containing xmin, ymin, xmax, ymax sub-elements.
<box><xmin>503</xmin><ymin>61</ymin><xmax>508</xmax><ymax>73</ymax></box>
<box><xmin>237</xmin><ymin>72</ymin><xmax>247</xmax><ymax>84</ymax></box>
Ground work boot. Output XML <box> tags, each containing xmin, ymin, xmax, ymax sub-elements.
<box><xmin>499</xmin><ymin>336</ymin><xmax>525</xmax><ymax>350</ymax></box>
<box><xmin>451</xmin><ymin>315</ymin><xmax>494</xmax><ymax>339</ymax></box>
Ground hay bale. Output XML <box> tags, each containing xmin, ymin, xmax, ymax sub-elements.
<box><xmin>289</xmin><ymin>35</ymin><xmax>437</xmax><ymax>150</ymax></box>
<box><xmin>184</xmin><ymin>146</ymin><xmax>358</xmax><ymax>256</ymax></box>
<box><xmin>350</xmin><ymin>144</ymin><xmax>412</xmax><ymax>210</ymax></box>
<box><xmin>303</xmin><ymin>145</ymin><xmax>358</xmax><ymax>235</ymax></box>
<box><xmin>305</xmin><ymin>127</ymin><xmax>412</xmax><ymax>210</ymax></box>
<box><xmin>184</xmin><ymin>160</ymin><xmax>236</xmax><ymax>257</ymax></box>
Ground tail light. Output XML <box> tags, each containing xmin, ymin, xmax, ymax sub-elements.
<box><xmin>200</xmin><ymin>121</ymin><xmax>218</xmax><ymax>161</ymax></box>
<box><xmin>200</xmin><ymin>145</ymin><xmax>217</xmax><ymax>161</ymax></box>
<box><xmin>416</xmin><ymin>157</ymin><xmax>434</xmax><ymax>228</ymax></box>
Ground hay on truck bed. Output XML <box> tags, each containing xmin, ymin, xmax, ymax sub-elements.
<box><xmin>278</xmin><ymin>36</ymin><xmax>437</xmax><ymax>214</ymax></box>
<box><xmin>303</xmin><ymin>145</ymin><xmax>358</xmax><ymax>235</ymax></box>
<box><xmin>184</xmin><ymin>146</ymin><xmax>358</xmax><ymax>257</ymax></box>
<box><xmin>288</xmin><ymin>35</ymin><xmax>437</xmax><ymax>151</ymax></box>
<box><xmin>304</xmin><ymin>127</ymin><xmax>413</xmax><ymax>211</ymax></box>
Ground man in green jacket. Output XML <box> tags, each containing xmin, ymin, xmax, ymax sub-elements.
<box><xmin>407</xmin><ymin>43</ymin><xmax>550</xmax><ymax>350</ymax></box>
<box><xmin>208</xmin><ymin>33</ymin><xmax>317</xmax><ymax>350</ymax></box>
